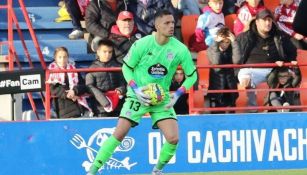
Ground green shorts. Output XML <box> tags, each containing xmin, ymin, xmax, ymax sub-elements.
<box><xmin>120</xmin><ymin>97</ymin><xmax>177</xmax><ymax>129</ymax></box>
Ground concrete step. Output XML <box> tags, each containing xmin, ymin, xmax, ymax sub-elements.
<box><xmin>0</xmin><ymin>29</ymin><xmax>72</xmax><ymax>40</ymax></box>
<box><xmin>1</xmin><ymin>39</ymin><xmax>88</xmax><ymax>56</ymax></box>
<box><xmin>13</xmin><ymin>0</ymin><xmax>59</xmax><ymax>7</ymax></box>
<box><xmin>0</xmin><ymin>7</ymin><xmax>73</xmax><ymax>30</ymax></box>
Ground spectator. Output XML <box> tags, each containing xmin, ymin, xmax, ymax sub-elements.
<box><xmin>195</xmin><ymin>0</ymin><xmax>225</xmax><ymax>46</ymax></box>
<box><xmin>108</xmin><ymin>11</ymin><xmax>144</xmax><ymax>64</ymax></box>
<box><xmin>86</xmin><ymin>39</ymin><xmax>126</xmax><ymax>117</ymax></box>
<box><xmin>275</xmin><ymin>0</ymin><xmax>307</xmax><ymax>49</ymax></box>
<box><xmin>129</xmin><ymin>0</ymin><xmax>176</xmax><ymax>35</ymax></box>
<box><xmin>207</xmin><ymin>27</ymin><xmax>240</xmax><ymax>112</ymax></box>
<box><xmin>234</xmin><ymin>0</ymin><xmax>265</xmax><ymax>36</ymax></box>
<box><xmin>47</xmin><ymin>47</ymin><xmax>92</xmax><ymax>118</ymax></box>
<box><xmin>237</xmin><ymin>9</ymin><xmax>297</xmax><ymax>110</ymax></box>
<box><xmin>85</xmin><ymin>0</ymin><xmax>130</xmax><ymax>51</ymax></box>
<box><xmin>178</xmin><ymin>0</ymin><xmax>201</xmax><ymax>15</ymax></box>
<box><xmin>170</xmin><ymin>69</ymin><xmax>189</xmax><ymax>114</ymax></box>
<box><xmin>266</xmin><ymin>66</ymin><xmax>301</xmax><ymax>112</ymax></box>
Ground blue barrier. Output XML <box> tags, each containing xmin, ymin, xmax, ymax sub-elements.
<box><xmin>0</xmin><ymin>113</ymin><xmax>307</xmax><ymax>174</ymax></box>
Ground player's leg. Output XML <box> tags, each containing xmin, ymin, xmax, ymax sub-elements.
<box><xmin>88</xmin><ymin>97</ymin><xmax>147</xmax><ymax>174</ymax></box>
<box><xmin>88</xmin><ymin>118</ymin><xmax>132</xmax><ymax>174</ymax></box>
<box><xmin>153</xmin><ymin>119</ymin><xmax>179</xmax><ymax>174</ymax></box>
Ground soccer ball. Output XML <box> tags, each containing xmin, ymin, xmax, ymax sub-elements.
<box><xmin>144</xmin><ymin>83</ymin><xmax>165</xmax><ymax>105</ymax></box>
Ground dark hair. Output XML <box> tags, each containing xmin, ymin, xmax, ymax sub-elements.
<box><xmin>276</xmin><ymin>67</ymin><xmax>290</xmax><ymax>74</ymax></box>
<box><xmin>54</xmin><ymin>46</ymin><xmax>69</xmax><ymax>58</ymax></box>
<box><xmin>154</xmin><ymin>9</ymin><xmax>173</xmax><ymax>22</ymax></box>
<box><xmin>216</xmin><ymin>26</ymin><xmax>231</xmax><ymax>38</ymax></box>
<box><xmin>97</xmin><ymin>39</ymin><xmax>114</xmax><ymax>49</ymax></box>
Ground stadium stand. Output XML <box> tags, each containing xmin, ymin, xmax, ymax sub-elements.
<box><xmin>0</xmin><ymin>0</ymin><xmax>93</xmax><ymax>118</ymax></box>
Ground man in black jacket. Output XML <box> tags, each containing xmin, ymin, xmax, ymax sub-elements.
<box><xmin>236</xmin><ymin>9</ymin><xmax>297</xmax><ymax>110</ymax></box>
<box><xmin>109</xmin><ymin>11</ymin><xmax>144</xmax><ymax>64</ymax></box>
<box><xmin>85</xmin><ymin>0</ymin><xmax>130</xmax><ymax>51</ymax></box>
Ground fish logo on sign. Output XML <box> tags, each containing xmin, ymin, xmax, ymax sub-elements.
<box><xmin>70</xmin><ymin>127</ymin><xmax>137</xmax><ymax>174</ymax></box>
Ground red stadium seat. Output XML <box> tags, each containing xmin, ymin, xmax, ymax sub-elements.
<box><xmin>224</xmin><ymin>14</ymin><xmax>237</xmax><ymax>33</ymax></box>
<box><xmin>263</xmin><ymin>0</ymin><xmax>280</xmax><ymax>13</ymax></box>
<box><xmin>236</xmin><ymin>83</ymin><xmax>247</xmax><ymax>113</ymax></box>
<box><xmin>300</xmin><ymin>82</ymin><xmax>307</xmax><ymax>111</ymax></box>
<box><xmin>256</xmin><ymin>82</ymin><xmax>269</xmax><ymax>112</ymax></box>
<box><xmin>296</xmin><ymin>49</ymin><xmax>307</xmax><ymax>83</ymax></box>
<box><xmin>297</xmin><ymin>49</ymin><xmax>307</xmax><ymax>111</ymax></box>
<box><xmin>181</xmin><ymin>15</ymin><xmax>199</xmax><ymax>47</ymax></box>
<box><xmin>196</xmin><ymin>50</ymin><xmax>210</xmax><ymax>90</ymax></box>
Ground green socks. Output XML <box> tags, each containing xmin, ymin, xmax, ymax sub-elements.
<box><xmin>156</xmin><ymin>141</ymin><xmax>178</xmax><ymax>170</ymax></box>
<box><xmin>90</xmin><ymin>135</ymin><xmax>121</xmax><ymax>173</ymax></box>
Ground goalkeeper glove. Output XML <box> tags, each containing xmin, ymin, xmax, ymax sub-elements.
<box><xmin>129</xmin><ymin>80</ymin><xmax>151</xmax><ymax>106</ymax></box>
<box><xmin>165</xmin><ymin>86</ymin><xmax>186</xmax><ymax>109</ymax></box>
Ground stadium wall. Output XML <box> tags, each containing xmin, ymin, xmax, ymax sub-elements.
<box><xmin>1</xmin><ymin>113</ymin><xmax>307</xmax><ymax>174</ymax></box>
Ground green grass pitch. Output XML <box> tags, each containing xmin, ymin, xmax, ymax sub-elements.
<box><xmin>136</xmin><ymin>168</ymin><xmax>307</xmax><ymax>175</ymax></box>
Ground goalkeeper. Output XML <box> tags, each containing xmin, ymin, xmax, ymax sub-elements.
<box><xmin>87</xmin><ymin>9</ymin><xmax>197</xmax><ymax>175</ymax></box>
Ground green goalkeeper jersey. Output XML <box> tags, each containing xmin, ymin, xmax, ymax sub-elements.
<box><xmin>122</xmin><ymin>34</ymin><xmax>197</xmax><ymax>100</ymax></box>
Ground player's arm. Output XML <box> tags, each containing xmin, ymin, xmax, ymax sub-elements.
<box><xmin>165</xmin><ymin>47</ymin><xmax>197</xmax><ymax>109</ymax></box>
<box><xmin>180</xmin><ymin>47</ymin><xmax>198</xmax><ymax>90</ymax></box>
<box><xmin>122</xmin><ymin>42</ymin><xmax>151</xmax><ymax>105</ymax></box>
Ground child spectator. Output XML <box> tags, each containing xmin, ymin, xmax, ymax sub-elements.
<box><xmin>47</xmin><ymin>47</ymin><xmax>92</xmax><ymax>118</ymax></box>
<box><xmin>108</xmin><ymin>11</ymin><xmax>144</xmax><ymax>64</ymax></box>
<box><xmin>207</xmin><ymin>27</ymin><xmax>241</xmax><ymax>112</ymax></box>
<box><xmin>85</xmin><ymin>39</ymin><xmax>126</xmax><ymax>117</ymax></box>
<box><xmin>266</xmin><ymin>66</ymin><xmax>301</xmax><ymax>112</ymax></box>
<box><xmin>170</xmin><ymin>69</ymin><xmax>189</xmax><ymax>114</ymax></box>
<box><xmin>195</xmin><ymin>0</ymin><xmax>225</xmax><ymax>46</ymax></box>
<box><xmin>234</xmin><ymin>0</ymin><xmax>265</xmax><ymax>36</ymax></box>
<box><xmin>275</xmin><ymin>0</ymin><xmax>307</xmax><ymax>49</ymax></box>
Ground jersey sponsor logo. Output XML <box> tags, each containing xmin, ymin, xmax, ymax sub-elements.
<box><xmin>70</xmin><ymin>128</ymin><xmax>137</xmax><ymax>173</ymax></box>
<box><xmin>148</xmin><ymin>63</ymin><xmax>168</xmax><ymax>78</ymax></box>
